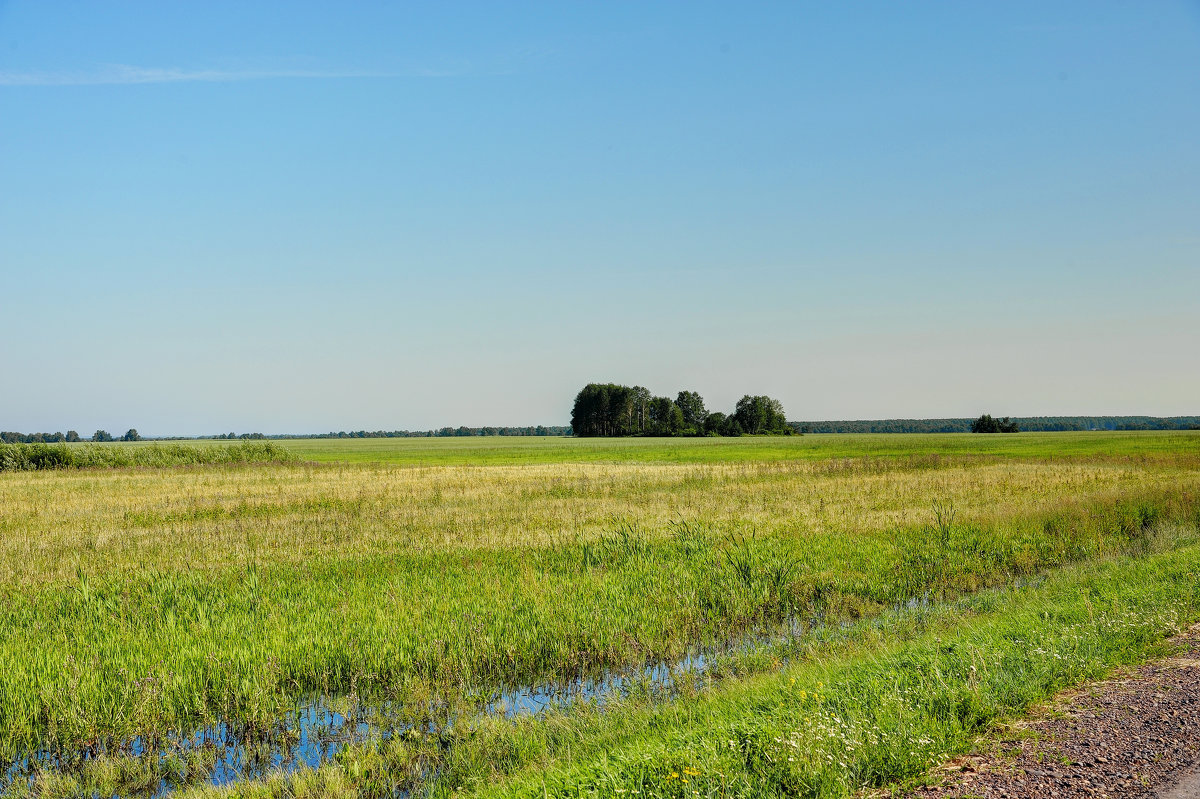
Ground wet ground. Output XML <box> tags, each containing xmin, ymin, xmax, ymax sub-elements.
<box><xmin>0</xmin><ymin>586</ymin><xmax>1023</xmax><ymax>797</ymax></box>
<box><xmin>1</xmin><ymin>614</ymin><xmax>807</xmax><ymax>797</ymax></box>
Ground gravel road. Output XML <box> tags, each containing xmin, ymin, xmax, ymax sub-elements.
<box><xmin>1158</xmin><ymin>767</ymin><xmax>1200</xmax><ymax>799</ymax></box>
<box><xmin>904</xmin><ymin>623</ymin><xmax>1200</xmax><ymax>798</ymax></box>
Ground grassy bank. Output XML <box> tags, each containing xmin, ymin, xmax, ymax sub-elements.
<box><xmin>448</xmin><ymin>532</ymin><xmax>1200</xmax><ymax>799</ymax></box>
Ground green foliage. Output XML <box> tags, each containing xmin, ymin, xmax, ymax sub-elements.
<box><xmin>572</xmin><ymin>384</ymin><xmax>792</xmax><ymax>438</ymax></box>
<box><xmin>649</xmin><ymin>395</ymin><xmax>684</xmax><ymax>435</ymax></box>
<box><xmin>570</xmin><ymin>383</ymin><xmax>646</xmax><ymax>437</ymax></box>
<box><xmin>734</xmin><ymin>395</ymin><xmax>792</xmax><ymax>435</ymax></box>
<box><xmin>0</xmin><ymin>444</ymin><xmax>74</xmax><ymax>472</ymax></box>
<box><xmin>675</xmin><ymin>391</ymin><xmax>708</xmax><ymax>434</ymax></box>
<box><xmin>970</xmin><ymin>414</ymin><xmax>1019</xmax><ymax>433</ymax></box>
<box><xmin>0</xmin><ymin>441</ymin><xmax>296</xmax><ymax>472</ymax></box>
<box><xmin>702</xmin><ymin>412</ymin><xmax>726</xmax><ymax>435</ymax></box>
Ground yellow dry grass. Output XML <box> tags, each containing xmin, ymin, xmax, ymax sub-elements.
<box><xmin>2</xmin><ymin>455</ymin><xmax>1195</xmax><ymax>586</ymax></box>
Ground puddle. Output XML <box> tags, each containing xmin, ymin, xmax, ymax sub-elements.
<box><xmin>1</xmin><ymin>578</ymin><xmax>1044</xmax><ymax>797</ymax></box>
<box><xmin>1</xmin><ymin>625</ymin><xmax>793</xmax><ymax>796</ymax></box>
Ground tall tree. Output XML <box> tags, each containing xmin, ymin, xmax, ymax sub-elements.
<box><xmin>734</xmin><ymin>395</ymin><xmax>789</xmax><ymax>434</ymax></box>
<box><xmin>703</xmin><ymin>412</ymin><xmax>727</xmax><ymax>435</ymax></box>
<box><xmin>648</xmin><ymin>396</ymin><xmax>684</xmax><ymax>435</ymax></box>
<box><xmin>675</xmin><ymin>391</ymin><xmax>707</xmax><ymax>434</ymax></box>
<box><xmin>609</xmin><ymin>384</ymin><xmax>635</xmax><ymax>436</ymax></box>
<box><xmin>572</xmin><ymin>383</ymin><xmax>637</xmax><ymax>437</ymax></box>
<box><xmin>632</xmin><ymin>386</ymin><xmax>652</xmax><ymax>435</ymax></box>
<box><xmin>572</xmin><ymin>383</ymin><xmax>791</xmax><ymax>438</ymax></box>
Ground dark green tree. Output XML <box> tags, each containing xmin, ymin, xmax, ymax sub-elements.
<box><xmin>122</xmin><ymin>429</ymin><xmax>141</xmax><ymax>442</ymax></box>
<box><xmin>92</xmin><ymin>430</ymin><xmax>114</xmax><ymax>442</ymax></box>
<box><xmin>734</xmin><ymin>395</ymin><xmax>790</xmax><ymax>434</ymax></box>
<box><xmin>632</xmin><ymin>386</ymin><xmax>652</xmax><ymax>435</ymax></box>
<box><xmin>675</xmin><ymin>391</ymin><xmax>707</xmax><ymax>435</ymax></box>
<box><xmin>703</xmin><ymin>412</ymin><xmax>727</xmax><ymax>435</ymax></box>
<box><xmin>65</xmin><ymin>430</ymin><xmax>80</xmax><ymax>442</ymax></box>
<box><xmin>648</xmin><ymin>396</ymin><xmax>684</xmax><ymax>435</ymax></box>
<box><xmin>720</xmin><ymin>416</ymin><xmax>745</xmax><ymax>436</ymax></box>
<box><xmin>971</xmin><ymin>414</ymin><xmax>1019</xmax><ymax>433</ymax></box>
<box><xmin>572</xmin><ymin>383</ymin><xmax>637</xmax><ymax>437</ymax></box>
<box><xmin>971</xmin><ymin>414</ymin><xmax>998</xmax><ymax>433</ymax></box>
<box><xmin>572</xmin><ymin>383</ymin><xmax>793</xmax><ymax>438</ymax></box>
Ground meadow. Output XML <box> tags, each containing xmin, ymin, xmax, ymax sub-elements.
<box><xmin>0</xmin><ymin>432</ymin><xmax>1198</xmax><ymax>797</ymax></box>
<box><xmin>265</xmin><ymin>430</ymin><xmax>1197</xmax><ymax>465</ymax></box>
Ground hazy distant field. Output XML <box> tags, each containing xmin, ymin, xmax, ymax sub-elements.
<box><xmin>1</xmin><ymin>432</ymin><xmax>1199</xmax><ymax>798</ymax></box>
<box><xmin>227</xmin><ymin>429</ymin><xmax>1197</xmax><ymax>465</ymax></box>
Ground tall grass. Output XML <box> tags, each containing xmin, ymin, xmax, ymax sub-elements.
<box><xmin>38</xmin><ymin>529</ymin><xmax>1200</xmax><ymax>799</ymax></box>
<box><xmin>0</xmin><ymin>489</ymin><xmax>1195</xmax><ymax>765</ymax></box>
<box><xmin>449</xmin><ymin>539</ymin><xmax>1200</xmax><ymax>799</ymax></box>
<box><xmin>0</xmin><ymin>441</ymin><xmax>295</xmax><ymax>472</ymax></box>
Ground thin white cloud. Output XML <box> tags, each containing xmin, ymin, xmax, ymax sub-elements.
<box><xmin>0</xmin><ymin>63</ymin><xmax>462</xmax><ymax>86</ymax></box>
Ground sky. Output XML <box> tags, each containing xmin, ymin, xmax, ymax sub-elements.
<box><xmin>1</xmin><ymin>2</ymin><xmax>1198</xmax><ymax>435</ymax></box>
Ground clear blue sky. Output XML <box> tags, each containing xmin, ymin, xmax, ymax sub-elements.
<box><xmin>2</xmin><ymin>2</ymin><xmax>1197</xmax><ymax>435</ymax></box>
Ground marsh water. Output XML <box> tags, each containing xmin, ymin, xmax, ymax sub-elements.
<box><xmin>0</xmin><ymin>616</ymin><xmax>804</xmax><ymax>797</ymax></box>
<box><xmin>3</xmin><ymin>584</ymin><xmax>1029</xmax><ymax>798</ymax></box>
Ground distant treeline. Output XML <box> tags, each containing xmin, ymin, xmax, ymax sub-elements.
<box><xmin>6</xmin><ymin>415</ymin><xmax>1195</xmax><ymax>444</ymax></box>
<box><xmin>793</xmin><ymin>416</ymin><xmax>1200</xmax><ymax>434</ymax></box>
<box><xmin>3</xmin><ymin>427</ymin><xmax>571</xmax><ymax>443</ymax></box>
<box><xmin>0</xmin><ymin>441</ymin><xmax>296</xmax><ymax>472</ymax></box>
<box><xmin>571</xmin><ymin>383</ymin><xmax>793</xmax><ymax>437</ymax></box>
<box><xmin>1</xmin><ymin>429</ymin><xmax>141</xmax><ymax>443</ymax></box>
<box><xmin>261</xmin><ymin>426</ymin><xmax>571</xmax><ymax>439</ymax></box>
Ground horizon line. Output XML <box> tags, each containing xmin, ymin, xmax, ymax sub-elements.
<box><xmin>4</xmin><ymin>413</ymin><xmax>1198</xmax><ymax>441</ymax></box>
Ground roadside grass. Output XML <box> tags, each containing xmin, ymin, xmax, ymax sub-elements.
<box><xmin>443</xmin><ymin>535</ymin><xmax>1200</xmax><ymax>799</ymax></box>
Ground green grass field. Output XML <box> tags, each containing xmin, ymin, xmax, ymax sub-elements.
<box><xmin>1</xmin><ymin>432</ymin><xmax>1198</xmax><ymax>797</ymax></box>
<box><xmin>276</xmin><ymin>430</ymin><xmax>1199</xmax><ymax>465</ymax></box>
<box><xmin>83</xmin><ymin>430</ymin><xmax>1198</xmax><ymax>465</ymax></box>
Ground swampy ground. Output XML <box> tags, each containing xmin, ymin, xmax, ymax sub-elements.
<box><xmin>1</xmin><ymin>431</ymin><xmax>1199</xmax><ymax>798</ymax></box>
